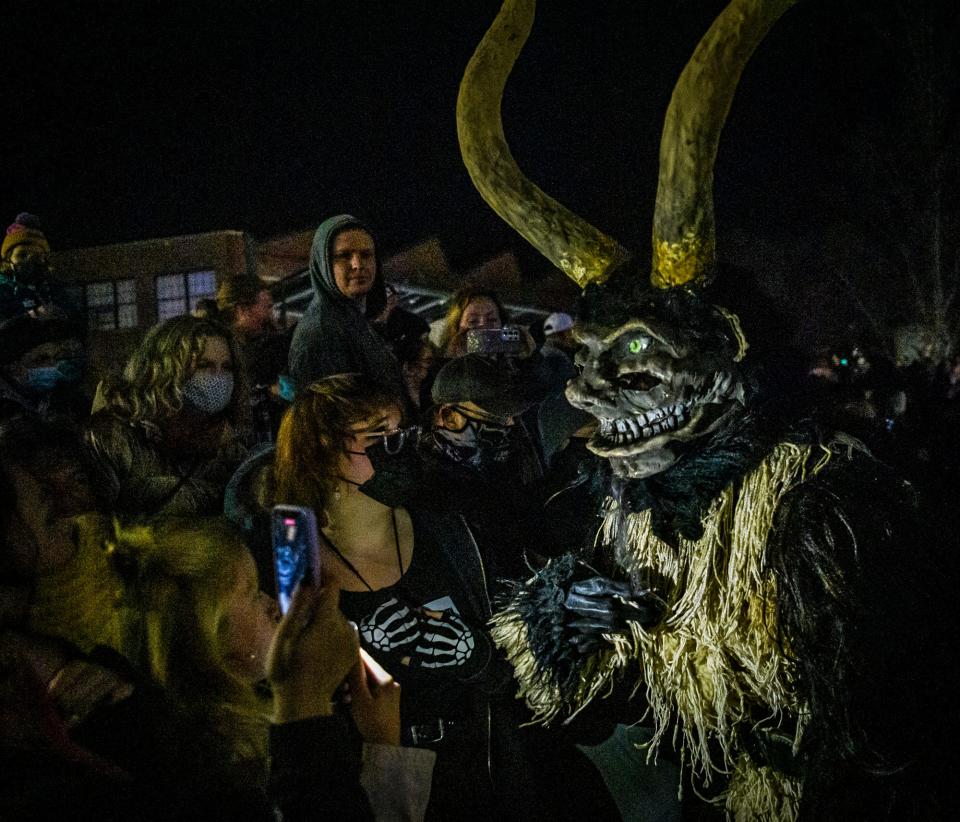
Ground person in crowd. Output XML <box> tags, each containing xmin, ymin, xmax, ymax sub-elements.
<box><xmin>371</xmin><ymin>281</ymin><xmax>430</xmax><ymax>354</ymax></box>
<box><xmin>0</xmin><ymin>212</ymin><xmax>81</xmax><ymax>323</ymax></box>
<box><xmin>395</xmin><ymin>332</ymin><xmax>435</xmax><ymax>415</ymax></box>
<box><xmin>539</xmin><ymin>311</ymin><xmax>578</xmax><ymax>392</ymax></box>
<box><xmin>1</xmin><ymin>459</ymin><xmax>434</xmax><ymax>820</ymax></box>
<box><xmin>287</xmin><ymin>214</ymin><xmax>401</xmax><ymax>395</ymax></box>
<box><xmin>0</xmin><ymin>314</ymin><xmax>89</xmax><ymax>421</ymax></box>
<box><xmin>216</xmin><ymin>276</ymin><xmax>292</xmax><ymax>443</ymax></box>
<box><xmin>271</xmin><ymin>372</ymin><xmax>617</xmax><ymax>820</ymax></box>
<box><xmin>216</xmin><ymin>276</ymin><xmax>276</xmax><ymax>340</ymax></box>
<box><xmin>434</xmin><ymin>285</ymin><xmax>508</xmax><ymax>358</ymax></box>
<box><xmin>85</xmin><ymin>314</ymin><xmax>250</xmax><ymax>521</ymax></box>
<box><xmin>541</xmin><ymin>311</ymin><xmax>576</xmax><ymax>356</ymax></box>
<box><xmin>77</xmin><ymin>517</ymin><xmax>431</xmax><ymax>818</ymax></box>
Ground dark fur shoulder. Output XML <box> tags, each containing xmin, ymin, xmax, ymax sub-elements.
<box><xmin>766</xmin><ymin>446</ymin><xmax>953</xmax><ymax>819</ymax></box>
<box><xmin>620</xmin><ymin>410</ymin><xmax>817</xmax><ymax>545</ymax></box>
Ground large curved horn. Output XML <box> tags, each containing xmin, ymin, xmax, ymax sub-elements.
<box><xmin>457</xmin><ymin>0</ymin><xmax>628</xmax><ymax>289</ymax></box>
<box><xmin>651</xmin><ymin>0</ymin><xmax>797</xmax><ymax>289</ymax></box>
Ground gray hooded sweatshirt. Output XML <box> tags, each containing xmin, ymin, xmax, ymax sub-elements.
<box><xmin>287</xmin><ymin>214</ymin><xmax>401</xmax><ymax>393</ymax></box>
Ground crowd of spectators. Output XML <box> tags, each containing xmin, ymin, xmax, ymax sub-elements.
<box><xmin>4</xmin><ymin>209</ymin><xmax>960</xmax><ymax>820</ymax></box>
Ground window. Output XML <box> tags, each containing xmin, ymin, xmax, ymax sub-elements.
<box><xmin>155</xmin><ymin>270</ymin><xmax>217</xmax><ymax>321</ymax></box>
<box><xmin>70</xmin><ymin>278</ymin><xmax>138</xmax><ymax>330</ymax></box>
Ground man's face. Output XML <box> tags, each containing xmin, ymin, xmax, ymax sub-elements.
<box><xmin>331</xmin><ymin>228</ymin><xmax>376</xmax><ymax>300</ymax></box>
<box><xmin>237</xmin><ymin>290</ymin><xmax>275</xmax><ymax>335</ymax></box>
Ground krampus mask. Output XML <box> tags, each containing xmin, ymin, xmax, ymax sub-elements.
<box><xmin>457</xmin><ymin>0</ymin><xmax>794</xmax><ymax>480</ymax></box>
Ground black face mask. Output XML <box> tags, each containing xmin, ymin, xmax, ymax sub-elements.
<box><xmin>358</xmin><ymin>428</ymin><xmax>427</xmax><ymax>508</ymax></box>
<box><xmin>13</xmin><ymin>257</ymin><xmax>48</xmax><ymax>282</ymax></box>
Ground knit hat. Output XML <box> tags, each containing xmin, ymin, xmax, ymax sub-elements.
<box><xmin>432</xmin><ymin>352</ymin><xmax>552</xmax><ymax>420</ymax></box>
<box><xmin>543</xmin><ymin>312</ymin><xmax>574</xmax><ymax>336</ymax></box>
<box><xmin>2</xmin><ymin>213</ymin><xmax>51</xmax><ymax>259</ymax></box>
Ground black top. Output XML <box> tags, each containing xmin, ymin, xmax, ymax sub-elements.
<box><xmin>339</xmin><ymin>511</ymin><xmax>476</xmax><ymax>725</ymax></box>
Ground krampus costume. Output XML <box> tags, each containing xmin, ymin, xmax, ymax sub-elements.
<box><xmin>458</xmin><ymin>1</ymin><xmax>951</xmax><ymax>819</ymax></box>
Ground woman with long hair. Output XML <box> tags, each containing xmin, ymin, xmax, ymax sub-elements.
<box><xmin>434</xmin><ymin>285</ymin><xmax>508</xmax><ymax>358</ymax></box>
<box><xmin>85</xmin><ymin>314</ymin><xmax>250</xmax><ymax>521</ymax></box>
<box><xmin>271</xmin><ymin>373</ymin><xmax>615</xmax><ymax>821</ymax></box>
<box><xmin>8</xmin><ymin>502</ymin><xmax>429</xmax><ymax>820</ymax></box>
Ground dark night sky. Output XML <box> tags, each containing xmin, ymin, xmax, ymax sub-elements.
<box><xmin>4</xmin><ymin>0</ymin><xmax>959</xmax><ymax>328</ymax></box>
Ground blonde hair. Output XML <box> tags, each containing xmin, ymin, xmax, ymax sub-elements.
<box><xmin>273</xmin><ymin>373</ymin><xmax>400</xmax><ymax>526</ymax></box>
<box><xmin>100</xmin><ymin>314</ymin><xmax>248</xmax><ymax>428</ymax></box>
<box><xmin>435</xmin><ymin>285</ymin><xmax>509</xmax><ymax>354</ymax></box>
<box><xmin>107</xmin><ymin>516</ymin><xmax>270</xmax><ymax>778</ymax></box>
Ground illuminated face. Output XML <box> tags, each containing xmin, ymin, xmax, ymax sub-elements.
<box><xmin>331</xmin><ymin>228</ymin><xmax>376</xmax><ymax>300</ymax></box>
<box><xmin>458</xmin><ymin>297</ymin><xmax>501</xmax><ymax>332</ymax></box>
<box><xmin>220</xmin><ymin>551</ymin><xmax>280</xmax><ymax>682</ymax></box>
<box><xmin>192</xmin><ymin>336</ymin><xmax>234</xmax><ymax>378</ymax></box>
<box><xmin>567</xmin><ymin>314</ymin><xmax>744</xmax><ymax>479</ymax></box>
<box><xmin>338</xmin><ymin>405</ymin><xmax>403</xmax><ymax>487</ymax></box>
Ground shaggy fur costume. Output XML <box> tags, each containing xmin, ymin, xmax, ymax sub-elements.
<box><xmin>492</xmin><ymin>421</ymin><xmax>950</xmax><ymax>820</ymax></box>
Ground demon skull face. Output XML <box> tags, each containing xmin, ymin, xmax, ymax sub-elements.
<box><xmin>567</xmin><ymin>292</ymin><xmax>746</xmax><ymax>480</ymax></box>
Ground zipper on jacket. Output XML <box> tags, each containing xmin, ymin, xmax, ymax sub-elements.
<box><xmin>458</xmin><ymin>514</ymin><xmax>495</xmax><ymax>786</ymax></box>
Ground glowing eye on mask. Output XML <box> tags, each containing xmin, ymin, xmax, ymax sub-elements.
<box><xmin>628</xmin><ymin>337</ymin><xmax>651</xmax><ymax>354</ymax></box>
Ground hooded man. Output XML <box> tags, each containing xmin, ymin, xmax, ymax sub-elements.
<box><xmin>287</xmin><ymin>214</ymin><xmax>401</xmax><ymax>394</ymax></box>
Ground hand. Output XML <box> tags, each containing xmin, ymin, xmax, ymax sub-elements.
<box><xmin>564</xmin><ymin>576</ymin><xmax>666</xmax><ymax>655</ymax></box>
<box><xmin>47</xmin><ymin>659</ymin><xmax>134</xmax><ymax>727</ymax></box>
<box><xmin>360</xmin><ymin>597</ymin><xmax>475</xmax><ymax>670</ymax></box>
<box><xmin>267</xmin><ymin>582</ymin><xmax>359</xmax><ymax>723</ymax></box>
<box><xmin>346</xmin><ymin>650</ymin><xmax>401</xmax><ymax>745</ymax></box>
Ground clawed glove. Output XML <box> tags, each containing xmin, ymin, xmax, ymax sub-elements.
<box><xmin>564</xmin><ymin>576</ymin><xmax>667</xmax><ymax>655</ymax></box>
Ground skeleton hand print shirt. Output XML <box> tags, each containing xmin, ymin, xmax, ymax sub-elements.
<box><xmin>339</xmin><ymin>511</ymin><xmax>481</xmax><ymax>724</ymax></box>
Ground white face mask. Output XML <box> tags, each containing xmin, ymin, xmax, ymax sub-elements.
<box><xmin>182</xmin><ymin>372</ymin><xmax>234</xmax><ymax>415</ymax></box>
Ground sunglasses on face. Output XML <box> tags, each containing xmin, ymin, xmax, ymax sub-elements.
<box><xmin>452</xmin><ymin>406</ymin><xmax>513</xmax><ymax>428</ymax></box>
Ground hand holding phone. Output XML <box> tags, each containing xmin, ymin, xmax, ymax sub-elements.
<box><xmin>271</xmin><ymin>505</ymin><xmax>321</xmax><ymax>615</ymax></box>
<box><xmin>267</xmin><ymin>582</ymin><xmax>359</xmax><ymax>723</ymax></box>
<box><xmin>348</xmin><ymin>647</ymin><xmax>401</xmax><ymax>745</ymax></box>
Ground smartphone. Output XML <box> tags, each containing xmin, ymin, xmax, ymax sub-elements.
<box><xmin>271</xmin><ymin>505</ymin><xmax>321</xmax><ymax>615</ymax></box>
<box><xmin>465</xmin><ymin>325</ymin><xmax>523</xmax><ymax>355</ymax></box>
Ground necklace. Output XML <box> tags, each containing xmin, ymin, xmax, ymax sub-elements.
<box><xmin>324</xmin><ymin>508</ymin><xmax>403</xmax><ymax>593</ymax></box>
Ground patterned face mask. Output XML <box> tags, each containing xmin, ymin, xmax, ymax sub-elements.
<box><xmin>433</xmin><ymin>409</ymin><xmax>512</xmax><ymax>471</ymax></box>
<box><xmin>182</xmin><ymin>371</ymin><xmax>234</xmax><ymax>415</ymax></box>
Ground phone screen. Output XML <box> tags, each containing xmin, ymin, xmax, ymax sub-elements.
<box><xmin>271</xmin><ymin>506</ymin><xmax>320</xmax><ymax>615</ymax></box>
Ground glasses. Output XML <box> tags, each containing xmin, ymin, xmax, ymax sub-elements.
<box><xmin>452</xmin><ymin>405</ymin><xmax>513</xmax><ymax>428</ymax></box>
<box><xmin>380</xmin><ymin>426</ymin><xmax>421</xmax><ymax>454</ymax></box>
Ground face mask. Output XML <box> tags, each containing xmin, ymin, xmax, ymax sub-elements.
<box><xmin>359</xmin><ymin>430</ymin><xmax>425</xmax><ymax>508</ymax></box>
<box><xmin>24</xmin><ymin>357</ymin><xmax>84</xmax><ymax>393</ymax></box>
<box><xmin>182</xmin><ymin>372</ymin><xmax>234</xmax><ymax>415</ymax></box>
<box><xmin>433</xmin><ymin>415</ymin><xmax>512</xmax><ymax>471</ymax></box>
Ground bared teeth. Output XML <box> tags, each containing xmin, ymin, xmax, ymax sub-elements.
<box><xmin>596</xmin><ymin>402</ymin><xmax>692</xmax><ymax>449</ymax></box>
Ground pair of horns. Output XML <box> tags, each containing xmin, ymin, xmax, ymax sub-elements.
<box><xmin>457</xmin><ymin>0</ymin><xmax>797</xmax><ymax>290</ymax></box>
